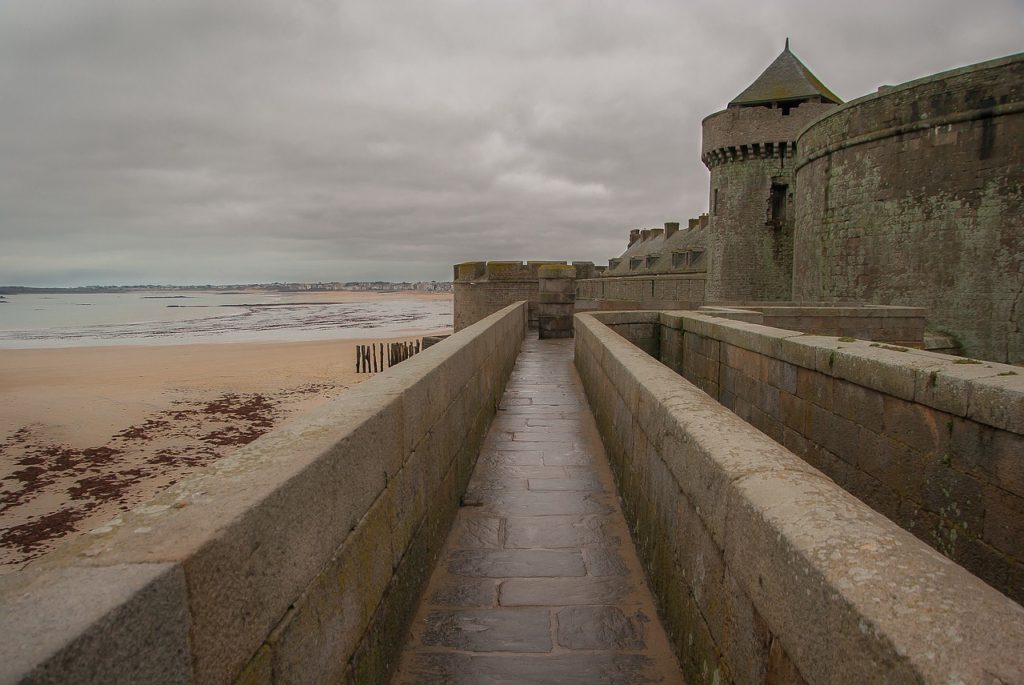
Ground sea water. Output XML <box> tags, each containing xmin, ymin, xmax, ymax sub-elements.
<box><xmin>0</xmin><ymin>291</ymin><xmax>452</xmax><ymax>348</ymax></box>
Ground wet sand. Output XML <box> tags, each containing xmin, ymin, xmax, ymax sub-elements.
<box><xmin>0</xmin><ymin>326</ymin><xmax>450</xmax><ymax>571</ymax></box>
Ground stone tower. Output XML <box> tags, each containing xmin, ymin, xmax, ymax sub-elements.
<box><xmin>701</xmin><ymin>41</ymin><xmax>840</xmax><ymax>302</ymax></box>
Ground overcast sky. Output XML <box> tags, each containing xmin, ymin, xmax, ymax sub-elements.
<box><xmin>1</xmin><ymin>1</ymin><xmax>1021</xmax><ymax>286</ymax></box>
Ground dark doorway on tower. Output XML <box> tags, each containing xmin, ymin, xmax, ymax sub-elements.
<box><xmin>768</xmin><ymin>182</ymin><xmax>788</xmax><ymax>229</ymax></box>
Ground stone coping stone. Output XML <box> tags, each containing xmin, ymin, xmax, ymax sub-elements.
<box><xmin>537</xmin><ymin>264</ymin><xmax>576</xmax><ymax>278</ymax></box>
<box><xmin>657</xmin><ymin>311</ymin><xmax>689</xmax><ymax>329</ymax></box>
<box><xmin>455</xmin><ymin>261</ymin><xmax>572</xmax><ymax>282</ymax></box>
<box><xmin>584</xmin><ymin>311</ymin><xmax>662</xmax><ymax>326</ymax></box>
<box><xmin>0</xmin><ymin>301</ymin><xmax>529</xmax><ymax>685</ymax></box>
<box><xmin>681</xmin><ymin>313</ymin><xmax>806</xmax><ymax>359</ymax></box>
<box><xmin>666</xmin><ymin>312</ymin><xmax>1023</xmax><ymax>434</ymax></box>
<box><xmin>575</xmin><ymin>312</ymin><xmax>1024</xmax><ymax>684</ymax></box>
<box><xmin>700</xmin><ymin>304</ymin><xmax>926</xmax><ymax>318</ymax></box>
<box><xmin>695</xmin><ymin>306</ymin><xmax>765</xmax><ymax>324</ymax></box>
<box><xmin>0</xmin><ymin>563</ymin><xmax>192</xmax><ymax>684</ymax></box>
<box><xmin>485</xmin><ymin>261</ymin><xmax>534</xmax><ymax>281</ymax></box>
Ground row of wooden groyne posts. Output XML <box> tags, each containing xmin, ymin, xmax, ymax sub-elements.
<box><xmin>1</xmin><ymin>301</ymin><xmax>1023</xmax><ymax>684</ymax></box>
<box><xmin>354</xmin><ymin>340</ymin><xmax>421</xmax><ymax>374</ymax></box>
<box><xmin>354</xmin><ymin>335</ymin><xmax>449</xmax><ymax>373</ymax></box>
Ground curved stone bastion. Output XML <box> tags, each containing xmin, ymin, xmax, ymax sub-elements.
<box><xmin>0</xmin><ymin>302</ymin><xmax>528</xmax><ymax>684</ymax></box>
<box><xmin>575</xmin><ymin>310</ymin><xmax>1024</xmax><ymax>683</ymax></box>
<box><xmin>792</xmin><ymin>53</ymin><xmax>1024</xmax><ymax>364</ymax></box>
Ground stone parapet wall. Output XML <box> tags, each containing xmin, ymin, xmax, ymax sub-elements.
<box><xmin>575</xmin><ymin>311</ymin><xmax>1024</xmax><ymax>684</ymax></box>
<box><xmin>453</xmin><ymin>260</ymin><xmax>568</xmax><ymax>331</ymax></box>
<box><xmin>698</xmin><ymin>304</ymin><xmax>926</xmax><ymax>347</ymax></box>
<box><xmin>668</xmin><ymin>312</ymin><xmax>1024</xmax><ymax>600</ymax></box>
<box><xmin>0</xmin><ymin>302</ymin><xmax>529</xmax><ymax>685</ymax></box>
<box><xmin>576</xmin><ymin>274</ymin><xmax>706</xmax><ymax>313</ymax></box>
<box><xmin>601</xmin><ymin>309</ymin><xmax>1024</xmax><ymax>604</ymax></box>
<box><xmin>454</xmin><ymin>280</ymin><xmax>538</xmax><ymax>331</ymax></box>
<box><xmin>793</xmin><ymin>53</ymin><xmax>1024</xmax><ymax>363</ymax></box>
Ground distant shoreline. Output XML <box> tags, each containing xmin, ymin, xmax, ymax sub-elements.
<box><xmin>0</xmin><ymin>282</ymin><xmax>452</xmax><ymax>295</ymax></box>
<box><xmin>0</xmin><ymin>330</ymin><xmax>451</xmax><ymax>572</ymax></box>
<box><xmin>0</xmin><ymin>289</ymin><xmax>453</xmax><ymax>350</ymax></box>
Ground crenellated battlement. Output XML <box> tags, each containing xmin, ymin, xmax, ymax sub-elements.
<box><xmin>453</xmin><ymin>260</ymin><xmax>567</xmax><ymax>283</ymax></box>
<box><xmin>701</xmin><ymin>140</ymin><xmax>797</xmax><ymax>168</ymax></box>
<box><xmin>453</xmin><ymin>260</ymin><xmax>603</xmax><ymax>330</ymax></box>
<box><xmin>700</xmin><ymin>101</ymin><xmax>833</xmax><ymax>169</ymax></box>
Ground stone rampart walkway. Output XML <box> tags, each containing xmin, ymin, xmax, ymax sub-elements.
<box><xmin>392</xmin><ymin>337</ymin><xmax>684</xmax><ymax>684</ymax></box>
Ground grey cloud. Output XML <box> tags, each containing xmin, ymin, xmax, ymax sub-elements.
<box><xmin>0</xmin><ymin>0</ymin><xmax>1021</xmax><ymax>285</ymax></box>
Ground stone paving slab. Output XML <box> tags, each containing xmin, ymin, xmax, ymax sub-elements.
<box><xmin>421</xmin><ymin>608</ymin><xmax>553</xmax><ymax>652</ymax></box>
<box><xmin>391</xmin><ymin>337</ymin><xmax>685</xmax><ymax>684</ymax></box>
<box><xmin>400</xmin><ymin>653</ymin><xmax>661</xmax><ymax>685</ymax></box>
<box><xmin>447</xmin><ymin>549</ymin><xmax>587</xmax><ymax>578</ymax></box>
<box><xmin>504</xmin><ymin>514</ymin><xmax>615</xmax><ymax>548</ymax></box>
<box><xmin>500</xmin><ymin>577</ymin><xmax>634</xmax><ymax>607</ymax></box>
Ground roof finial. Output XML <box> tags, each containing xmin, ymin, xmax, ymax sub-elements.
<box><xmin>785</xmin><ymin>37</ymin><xmax>790</xmax><ymax>51</ymax></box>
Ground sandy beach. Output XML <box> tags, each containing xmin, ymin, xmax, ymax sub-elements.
<box><xmin>0</xmin><ymin>299</ymin><xmax>451</xmax><ymax>571</ymax></box>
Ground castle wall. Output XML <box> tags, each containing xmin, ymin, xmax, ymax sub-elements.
<box><xmin>576</xmin><ymin>310</ymin><xmax>1024</xmax><ymax>685</ymax></box>
<box><xmin>698</xmin><ymin>304</ymin><xmax>927</xmax><ymax>347</ymax></box>
<box><xmin>603</xmin><ymin>310</ymin><xmax>1024</xmax><ymax>605</ymax></box>
<box><xmin>454</xmin><ymin>280</ymin><xmax>538</xmax><ymax>331</ymax></box>
<box><xmin>575</xmin><ymin>273</ymin><xmax>706</xmax><ymax>312</ymax></box>
<box><xmin>706</xmin><ymin>156</ymin><xmax>794</xmax><ymax>301</ymax></box>
<box><xmin>0</xmin><ymin>302</ymin><xmax>528</xmax><ymax>684</ymax></box>
<box><xmin>453</xmin><ymin>260</ymin><xmax>571</xmax><ymax>331</ymax></box>
<box><xmin>793</xmin><ymin>54</ymin><xmax>1024</xmax><ymax>363</ymax></box>
<box><xmin>702</xmin><ymin>103</ymin><xmax>835</xmax><ymax>303</ymax></box>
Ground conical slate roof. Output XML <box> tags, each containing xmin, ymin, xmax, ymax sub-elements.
<box><xmin>730</xmin><ymin>40</ymin><xmax>841</xmax><ymax>107</ymax></box>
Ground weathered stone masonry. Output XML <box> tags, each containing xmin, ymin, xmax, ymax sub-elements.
<box><xmin>576</xmin><ymin>310</ymin><xmax>1024</xmax><ymax>685</ymax></box>
<box><xmin>553</xmin><ymin>51</ymin><xmax>1024</xmax><ymax>365</ymax></box>
<box><xmin>453</xmin><ymin>261</ymin><xmax>596</xmax><ymax>332</ymax></box>
<box><xmin>576</xmin><ymin>273</ymin><xmax>707</xmax><ymax>313</ymax></box>
<box><xmin>603</xmin><ymin>310</ymin><xmax>1024</xmax><ymax>606</ymax></box>
<box><xmin>699</xmin><ymin>42</ymin><xmax>841</xmax><ymax>304</ymax></box>
<box><xmin>702</xmin><ymin>103</ymin><xmax>835</xmax><ymax>302</ymax></box>
<box><xmin>537</xmin><ymin>264</ymin><xmax>576</xmax><ymax>339</ymax></box>
<box><xmin>794</xmin><ymin>54</ymin><xmax>1024</xmax><ymax>363</ymax></box>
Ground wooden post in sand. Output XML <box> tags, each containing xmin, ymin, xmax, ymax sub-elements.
<box><xmin>356</xmin><ymin>338</ymin><xmax>426</xmax><ymax>373</ymax></box>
